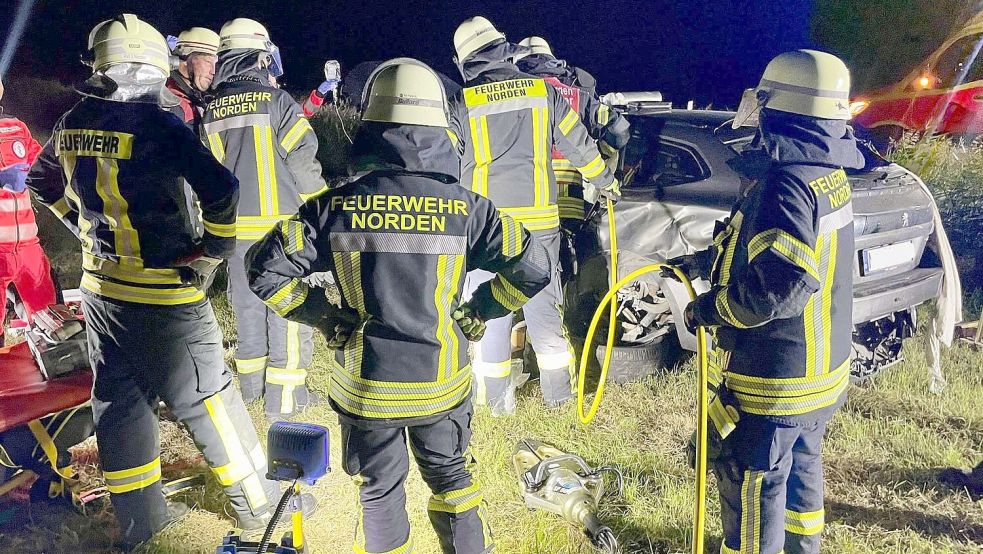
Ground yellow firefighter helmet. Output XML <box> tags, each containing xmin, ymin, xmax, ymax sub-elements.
<box><xmin>218</xmin><ymin>18</ymin><xmax>273</xmax><ymax>52</ymax></box>
<box><xmin>362</xmin><ymin>58</ymin><xmax>449</xmax><ymax>128</ymax></box>
<box><xmin>174</xmin><ymin>27</ymin><xmax>220</xmax><ymax>57</ymax></box>
<box><xmin>453</xmin><ymin>16</ymin><xmax>506</xmax><ymax>62</ymax></box>
<box><xmin>87</xmin><ymin>14</ymin><xmax>170</xmax><ymax>73</ymax></box>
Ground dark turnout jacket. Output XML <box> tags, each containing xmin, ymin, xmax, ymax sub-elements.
<box><xmin>246</xmin><ymin>124</ymin><xmax>551</xmax><ymax>422</ymax></box>
<box><xmin>203</xmin><ymin>53</ymin><xmax>326</xmax><ymax>241</ymax></box>
<box><xmin>27</xmin><ymin>97</ymin><xmax>239</xmax><ymax>306</ymax></box>
<box><xmin>690</xmin><ymin>110</ymin><xmax>865</xmax><ymax>424</ymax></box>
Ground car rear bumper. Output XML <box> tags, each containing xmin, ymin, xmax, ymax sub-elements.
<box><xmin>853</xmin><ymin>267</ymin><xmax>943</xmax><ymax>324</ymax></box>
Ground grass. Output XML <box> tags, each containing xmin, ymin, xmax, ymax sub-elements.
<box><xmin>1</xmin><ymin>297</ymin><xmax>981</xmax><ymax>553</ymax></box>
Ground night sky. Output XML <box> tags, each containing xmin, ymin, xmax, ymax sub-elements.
<box><xmin>2</xmin><ymin>0</ymin><xmax>816</xmax><ymax>108</ymax></box>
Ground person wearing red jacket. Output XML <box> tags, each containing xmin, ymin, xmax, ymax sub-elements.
<box><xmin>0</xmin><ymin>79</ymin><xmax>57</xmax><ymax>333</ymax></box>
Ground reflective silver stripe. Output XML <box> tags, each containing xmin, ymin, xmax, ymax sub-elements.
<box><xmin>759</xmin><ymin>78</ymin><xmax>850</xmax><ymax>100</ymax></box>
<box><xmin>467</xmin><ymin>95</ymin><xmax>549</xmax><ymax>118</ymax></box>
<box><xmin>204</xmin><ymin>113</ymin><xmax>272</xmax><ymax>134</ymax></box>
<box><xmin>330</xmin><ymin>232</ymin><xmax>467</xmax><ymax>254</ymax></box>
<box><xmin>818</xmin><ymin>204</ymin><xmax>853</xmax><ymax>235</ymax></box>
<box><xmin>370</xmin><ymin>95</ymin><xmax>444</xmax><ymax>108</ymax></box>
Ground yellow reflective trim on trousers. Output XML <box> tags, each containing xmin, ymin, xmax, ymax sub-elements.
<box><xmin>748</xmin><ymin>228</ymin><xmax>819</xmax><ymax>281</ymax></box>
<box><xmin>203</xmin><ymin>219</ymin><xmax>237</xmax><ymax>238</ymax></box>
<box><xmin>94</xmin><ymin>158</ymin><xmax>141</xmax><ymax>267</ymax></box>
<box><xmin>577</xmin><ymin>154</ymin><xmax>606</xmax><ymax>179</ymax></box>
<box><xmin>83</xmin><ymin>253</ymin><xmax>183</xmax><ymax>285</ymax></box>
<box><xmin>434</xmin><ymin>255</ymin><xmax>465</xmax><ymax>382</ymax></box>
<box><xmin>785</xmin><ymin>508</ymin><xmax>824</xmax><ymax>536</ymax></box>
<box><xmin>27</xmin><ymin>420</ymin><xmax>73</xmax><ymax>479</ymax></box>
<box><xmin>211</xmin><ymin>458</ymin><xmax>253</xmax><ymax>486</ymax></box>
<box><xmin>558</xmin><ymin>108</ymin><xmax>579</xmax><ymax>135</ymax></box>
<box><xmin>428</xmin><ymin>482</ymin><xmax>483</xmax><ymax>513</ymax></box>
<box><xmin>235</xmin><ymin>356</ymin><xmax>268</xmax><ymax>374</ymax></box>
<box><xmin>81</xmin><ymin>273</ymin><xmax>204</xmax><ymax>305</ymax></box>
<box><xmin>490</xmin><ymin>274</ymin><xmax>529</xmax><ymax>311</ymax></box>
<box><xmin>267</xmin><ymin>367</ymin><xmax>307</xmax><ymax>387</ymax></box>
<box><xmin>103</xmin><ymin>456</ymin><xmax>161</xmax><ymax>493</ymax></box>
<box><xmin>741</xmin><ymin>470</ymin><xmax>764</xmax><ymax>554</ymax></box>
<box><xmin>280</xmin><ymin>117</ymin><xmax>313</xmax><ymax>153</ymax></box>
<box><xmin>474</xmin><ymin>360</ymin><xmax>511</xmax><ymax>378</ymax></box>
<box><xmin>207</xmin><ymin>132</ymin><xmax>226</xmax><ymax>162</ymax></box>
<box><xmin>331</xmin><ymin>364</ymin><xmax>472</xmax><ymax>401</ymax></box>
<box><xmin>203</xmin><ymin>394</ymin><xmax>266</xmax><ymax>509</ymax></box>
<box><xmin>249</xmin><ymin>443</ymin><xmax>266</xmax><ymax>471</ymax></box>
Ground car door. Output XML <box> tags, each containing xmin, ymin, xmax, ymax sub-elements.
<box><xmin>911</xmin><ymin>32</ymin><xmax>983</xmax><ymax>133</ymax></box>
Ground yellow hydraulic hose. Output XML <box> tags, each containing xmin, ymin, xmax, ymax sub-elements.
<box><xmin>576</xmin><ymin>198</ymin><xmax>710</xmax><ymax>554</ymax></box>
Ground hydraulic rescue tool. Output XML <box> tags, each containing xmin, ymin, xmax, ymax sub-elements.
<box><xmin>578</xmin><ymin>197</ymin><xmax>711</xmax><ymax>554</ymax></box>
<box><xmin>216</xmin><ymin>422</ymin><xmax>330</xmax><ymax>554</ymax></box>
<box><xmin>513</xmin><ymin>439</ymin><xmax>624</xmax><ymax>553</ymax></box>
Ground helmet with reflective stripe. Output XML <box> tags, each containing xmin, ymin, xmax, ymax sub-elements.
<box><xmin>515</xmin><ymin>36</ymin><xmax>554</xmax><ymax>62</ymax></box>
<box><xmin>174</xmin><ymin>27</ymin><xmax>219</xmax><ymax>57</ymax></box>
<box><xmin>757</xmin><ymin>49</ymin><xmax>852</xmax><ymax>120</ymax></box>
<box><xmin>453</xmin><ymin>16</ymin><xmax>506</xmax><ymax>62</ymax></box>
<box><xmin>218</xmin><ymin>18</ymin><xmax>272</xmax><ymax>52</ymax></box>
<box><xmin>361</xmin><ymin>58</ymin><xmax>449</xmax><ymax>127</ymax></box>
<box><xmin>87</xmin><ymin>14</ymin><xmax>170</xmax><ymax>73</ymax></box>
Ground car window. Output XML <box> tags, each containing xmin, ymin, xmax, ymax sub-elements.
<box><xmin>622</xmin><ymin>121</ymin><xmax>710</xmax><ymax>189</ymax></box>
<box><xmin>932</xmin><ymin>33</ymin><xmax>983</xmax><ymax>88</ymax></box>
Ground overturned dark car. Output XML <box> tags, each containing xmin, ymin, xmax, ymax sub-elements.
<box><xmin>565</xmin><ymin>94</ymin><xmax>951</xmax><ymax>382</ymax></box>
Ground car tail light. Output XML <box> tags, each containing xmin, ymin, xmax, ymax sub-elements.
<box><xmin>850</xmin><ymin>100</ymin><xmax>870</xmax><ymax>117</ymax></box>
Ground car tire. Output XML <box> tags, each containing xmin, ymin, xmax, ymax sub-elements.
<box><xmin>591</xmin><ymin>334</ymin><xmax>681</xmax><ymax>384</ymax></box>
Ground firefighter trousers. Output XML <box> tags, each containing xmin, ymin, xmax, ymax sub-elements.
<box><xmin>82</xmin><ymin>292</ymin><xmax>279</xmax><ymax>546</ymax></box>
<box><xmin>464</xmin><ymin>231</ymin><xmax>574</xmax><ymax>411</ymax></box>
<box><xmin>339</xmin><ymin>401</ymin><xmax>493</xmax><ymax>554</ymax></box>
<box><xmin>229</xmin><ymin>241</ymin><xmax>314</xmax><ymax>417</ymax></box>
<box><xmin>713</xmin><ymin>413</ymin><xmax>828</xmax><ymax>554</ymax></box>
<box><xmin>0</xmin><ymin>241</ymin><xmax>57</xmax><ymax>327</ymax></box>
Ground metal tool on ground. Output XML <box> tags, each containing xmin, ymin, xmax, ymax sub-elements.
<box><xmin>216</xmin><ymin>422</ymin><xmax>330</xmax><ymax>554</ymax></box>
<box><xmin>577</xmin><ymin>197</ymin><xmax>711</xmax><ymax>554</ymax></box>
<box><xmin>513</xmin><ymin>439</ymin><xmax>624</xmax><ymax>553</ymax></box>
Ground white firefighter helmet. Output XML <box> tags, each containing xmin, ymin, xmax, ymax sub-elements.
<box><xmin>218</xmin><ymin>18</ymin><xmax>273</xmax><ymax>52</ymax></box>
<box><xmin>361</xmin><ymin>58</ymin><xmax>449</xmax><ymax>127</ymax></box>
<box><xmin>174</xmin><ymin>27</ymin><xmax>220</xmax><ymax>57</ymax></box>
<box><xmin>734</xmin><ymin>49</ymin><xmax>852</xmax><ymax>129</ymax></box>
<box><xmin>87</xmin><ymin>14</ymin><xmax>171</xmax><ymax>74</ymax></box>
<box><xmin>453</xmin><ymin>16</ymin><xmax>506</xmax><ymax>62</ymax></box>
<box><xmin>514</xmin><ymin>36</ymin><xmax>554</xmax><ymax>62</ymax></box>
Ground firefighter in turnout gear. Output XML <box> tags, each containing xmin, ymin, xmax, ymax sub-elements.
<box><xmin>204</xmin><ymin>18</ymin><xmax>327</xmax><ymax>419</ymax></box>
<box><xmin>25</xmin><ymin>14</ymin><xmax>293</xmax><ymax>548</ymax></box>
<box><xmin>513</xmin><ymin>36</ymin><xmax>630</xmax><ymax>282</ymax></box>
<box><xmin>678</xmin><ymin>50</ymin><xmax>865</xmax><ymax>554</ymax></box>
<box><xmin>448</xmin><ymin>16</ymin><xmax>619</xmax><ymax>414</ymax></box>
<box><xmin>248</xmin><ymin>58</ymin><xmax>551</xmax><ymax>553</ymax></box>
<box><xmin>166</xmin><ymin>27</ymin><xmax>220</xmax><ymax>132</ymax></box>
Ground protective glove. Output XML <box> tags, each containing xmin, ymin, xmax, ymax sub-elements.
<box><xmin>600</xmin><ymin>178</ymin><xmax>621</xmax><ymax>203</ymax></box>
<box><xmin>661</xmin><ymin>250</ymin><xmax>710</xmax><ymax>282</ymax></box>
<box><xmin>682</xmin><ymin>302</ymin><xmax>698</xmax><ymax>334</ymax></box>
<box><xmin>315</xmin><ymin>308</ymin><xmax>361</xmax><ymax>349</ymax></box>
<box><xmin>452</xmin><ymin>303</ymin><xmax>486</xmax><ymax>342</ymax></box>
<box><xmin>316</xmin><ymin>79</ymin><xmax>340</xmax><ymax>97</ymax></box>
